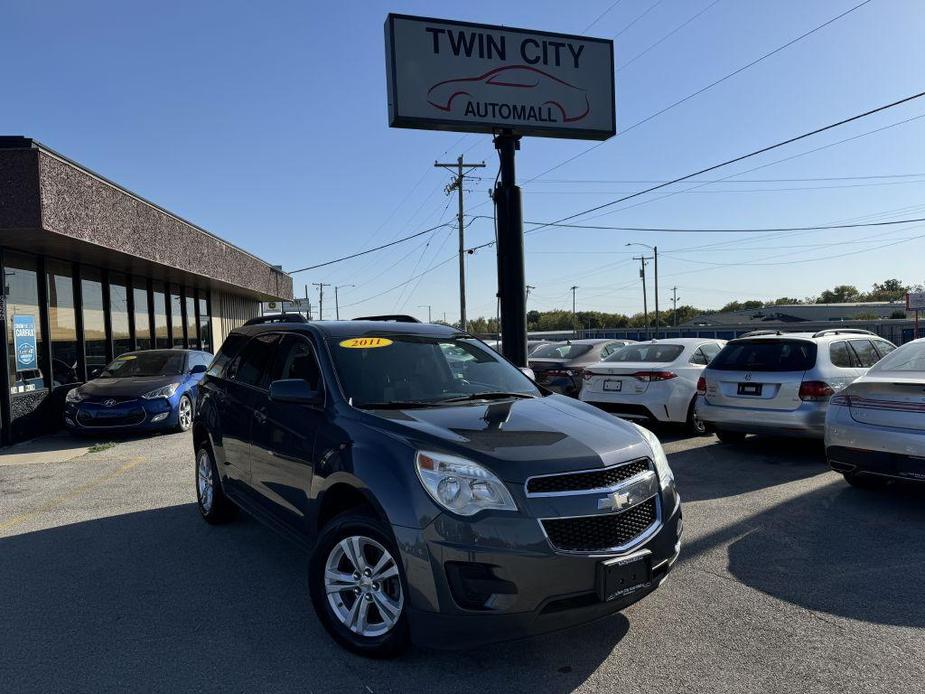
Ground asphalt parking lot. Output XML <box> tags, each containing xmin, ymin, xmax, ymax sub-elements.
<box><xmin>1</xmin><ymin>429</ymin><xmax>923</xmax><ymax>693</ymax></box>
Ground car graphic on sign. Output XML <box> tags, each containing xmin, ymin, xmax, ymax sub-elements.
<box><xmin>426</xmin><ymin>65</ymin><xmax>591</xmax><ymax>123</ymax></box>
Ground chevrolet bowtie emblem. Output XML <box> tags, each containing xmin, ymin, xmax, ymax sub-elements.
<box><xmin>598</xmin><ymin>490</ymin><xmax>631</xmax><ymax>512</ymax></box>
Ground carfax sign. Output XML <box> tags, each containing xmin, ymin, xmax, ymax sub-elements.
<box><xmin>385</xmin><ymin>14</ymin><xmax>615</xmax><ymax>140</ymax></box>
<box><xmin>13</xmin><ymin>314</ymin><xmax>37</xmax><ymax>372</ymax></box>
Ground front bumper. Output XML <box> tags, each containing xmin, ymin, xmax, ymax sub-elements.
<box><xmin>63</xmin><ymin>397</ymin><xmax>179</xmax><ymax>432</ymax></box>
<box><xmin>696</xmin><ymin>398</ymin><xmax>827</xmax><ymax>438</ymax></box>
<box><xmin>394</xmin><ymin>492</ymin><xmax>682</xmax><ymax>650</ymax></box>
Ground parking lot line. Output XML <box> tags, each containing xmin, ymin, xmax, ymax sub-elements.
<box><xmin>0</xmin><ymin>457</ymin><xmax>145</xmax><ymax>533</ymax></box>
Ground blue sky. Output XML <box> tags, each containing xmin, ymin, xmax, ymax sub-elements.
<box><xmin>4</xmin><ymin>0</ymin><xmax>924</xmax><ymax>322</ymax></box>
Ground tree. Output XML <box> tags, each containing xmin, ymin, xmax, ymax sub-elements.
<box><xmin>816</xmin><ymin>285</ymin><xmax>860</xmax><ymax>304</ymax></box>
<box><xmin>719</xmin><ymin>300</ymin><xmax>764</xmax><ymax>312</ymax></box>
<box><xmin>863</xmin><ymin>278</ymin><xmax>907</xmax><ymax>302</ymax></box>
<box><xmin>769</xmin><ymin>297</ymin><xmax>800</xmax><ymax>306</ymax></box>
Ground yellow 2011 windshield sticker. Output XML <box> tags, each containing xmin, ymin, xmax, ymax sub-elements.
<box><xmin>339</xmin><ymin>337</ymin><xmax>393</xmax><ymax>349</ymax></box>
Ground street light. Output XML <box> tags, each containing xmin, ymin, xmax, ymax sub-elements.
<box><xmin>417</xmin><ymin>304</ymin><xmax>432</xmax><ymax>322</ymax></box>
<box><xmin>626</xmin><ymin>243</ymin><xmax>659</xmax><ymax>339</ymax></box>
<box><xmin>334</xmin><ymin>284</ymin><xmax>354</xmax><ymax>320</ymax></box>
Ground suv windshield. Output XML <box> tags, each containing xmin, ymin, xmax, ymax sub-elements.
<box><xmin>709</xmin><ymin>339</ymin><xmax>817</xmax><ymax>372</ymax></box>
<box><xmin>531</xmin><ymin>343</ymin><xmax>593</xmax><ymax>360</ymax></box>
<box><xmin>606</xmin><ymin>344</ymin><xmax>684</xmax><ymax>363</ymax></box>
<box><xmin>329</xmin><ymin>334</ymin><xmax>540</xmax><ymax>407</ymax></box>
<box><xmin>99</xmin><ymin>351</ymin><xmax>185</xmax><ymax>378</ymax></box>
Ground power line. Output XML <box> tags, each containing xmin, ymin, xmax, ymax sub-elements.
<box><xmin>533</xmin><ymin>173</ymin><xmax>925</xmax><ymax>183</ymax></box>
<box><xmin>612</xmin><ymin>0</ymin><xmax>666</xmax><ymax>39</ymax></box>
<box><xmin>618</xmin><ymin>0</ymin><xmax>723</xmax><ymax>71</ymax></box>
<box><xmin>583</xmin><ymin>0</ymin><xmax>627</xmax><ymax>32</ymax></box>
<box><xmin>520</xmin><ymin>91</ymin><xmax>925</xmax><ymax>235</ymax></box>
<box><xmin>287</xmin><ymin>221</ymin><xmax>452</xmax><ymax>274</ymax></box>
<box><xmin>524</xmin><ymin>0</ymin><xmax>874</xmax><ymax>183</ymax></box>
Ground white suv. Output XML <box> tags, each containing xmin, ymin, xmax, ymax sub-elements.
<box><xmin>696</xmin><ymin>329</ymin><xmax>896</xmax><ymax>442</ymax></box>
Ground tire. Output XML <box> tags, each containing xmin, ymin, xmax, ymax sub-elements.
<box><xmin>687</xmin><ymin>399</ymin><xmax>708</xmax><ymax>436</ymax></box>
<box><xmin>715</xmin><ymin>428</ymin><xmax>747</xmax><ymax>444</ymax></box>
<box><xmin>196</xmin><ymin>445</ymin><xmax>235</xmax><ymax>524</ymax></box>
<box><xmin>842</xmin><ymin>471</ymin><xmax>884</xmax><ymax>489</ymax></box>
<box><xmin>309</xmin><ymin>511</ymin><xmax>410</xmax><ymax>658</ymax></box>
<box><xmin>176</xmin><ymin>394</ymin><xmax>193</xmax><ymax>432</ymax></box>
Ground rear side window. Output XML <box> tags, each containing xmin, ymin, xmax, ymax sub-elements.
<box><xmin>700</xmin><ymin>343</ymin><xmax>722</xmax><ymax>362</ymax></box>
<box><xmin>709</xmin><ymin>340</ymin><xmax>817</xmax><ymax>372</ymax></box>
<box><xmin>872</xmin><ymin>339</ymin><xmax>897</xmax><ymax>358</ymax></box>
<box><xmin>829</xmin><ymin>341</ymin><xmax>857</xmax><ymax>368</ymax></box>
<box><xmin>848</xmin><ymin>339</ymin><xmax>881</xmax><ymax>368</ymax></box>
<box><xmin>229</xmin><ymin>334</ymin><xmax>279</xmax><ymax>388</ymax></box>
<box><xmin>689</xmin><ymin>349</ymin><xmax>708</xmax><ymax>366</ymax></box>
<box><xmin>207</xmin><ymin>333</ymin><xmax>247</xmax><ymax>377</ymax></box>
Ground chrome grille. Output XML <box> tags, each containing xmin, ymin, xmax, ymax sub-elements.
<box><xmin>526</xmin><ymin>458</ymin><xmax>650</xmax><ymax>495</ymax></box>
<box><xmin>541</xmin><ymin>497</ymin><xmax>658</xmax><ymax>552</ymax></box>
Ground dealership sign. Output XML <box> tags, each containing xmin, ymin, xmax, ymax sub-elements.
<box><xmin>907</xmin><ymin>292</ymin><xmax>925</xmax><ymax>311</ymax></box>
<box><xmin>385</xmin><ymin>14</ymin><xmax>615</xmax><ymax>140</ymax></box>
<box><xmin>13</xmin><ymin>314</ymin><xmax>37</xmax><ymax>372</ymax></box>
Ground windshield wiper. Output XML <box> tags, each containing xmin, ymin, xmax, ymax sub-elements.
<box><xmin>438</xmin><ymin>392</ymin><xmax>536</xmax><ymax>404</ymax></box>
<box><xmin>354</xmin><ymin>400</ymin><xmax>437</xmax><ymax>410</ymax></box>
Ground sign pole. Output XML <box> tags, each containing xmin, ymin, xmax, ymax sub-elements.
<box><xmin>493</xmin><ymin>130</ymin><xmax>528</xmax><ymax>367</ymax></box>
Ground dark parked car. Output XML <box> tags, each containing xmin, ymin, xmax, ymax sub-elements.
<box><xmin>529</xmin><ymin>339</ymin><xmax>635</xmax><ymax>397</ymax></box>
<box><xmin>193</xmin><ymin>316</ymin><xmax>681</xmax><ymax>657</ymax></box>
<box><xmin>64</xmin><ymin>349</ymin><xmax>212</xmax><ymax>433</ymax></box>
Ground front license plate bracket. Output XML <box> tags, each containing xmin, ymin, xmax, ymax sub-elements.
<box><xmin>596</xmin><ymin>549</ymin><xmax>653</xmax><ymax>602</ymax></box>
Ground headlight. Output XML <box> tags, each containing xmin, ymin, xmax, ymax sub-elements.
<box><xmin>142</xmin><ymin>383</ymin><xmax>180</xmax><ymax>399</ymax></box>
<box><xmin>415</xmin><ymin>451</ymin><xmax>517</xmax><ymax>516</ymax></box>
<box><xmin>65</xmin><ymin>388</ymin><xmax>85</xmax><ymax>403</ymax></box>
<box><xmin>633</xmin><ymin>424</ymin><xmax>674</xmax><ymax>490</ymax></box>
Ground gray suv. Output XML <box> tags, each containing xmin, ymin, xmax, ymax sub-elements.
<box><xmin>695</xmin><ymin>329</ymin><xmax>896</xmax><ymax>442</ymax></box>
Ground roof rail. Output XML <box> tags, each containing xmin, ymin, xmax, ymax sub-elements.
<box><xmin>738</xmin><ymin>330</ymin><xmax>785</xmax><ymax>338</ymax></box>
<box><xmin>243</xmin><ymin>314</ymin><xmax>309</xmax><ymax>327</ymax></box>
<box><xmin>811</xmin><ymin>328</ymin><xmax>875</xmax><ymax>338</ymax></box>
<box><xmin>352</xmin><ymin>314</ymin><xmax>421</xmax><ymax>323</ymax></box>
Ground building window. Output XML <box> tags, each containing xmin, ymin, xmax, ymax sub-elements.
<box><xmin>186</xmin><ymin>293</ymin><xmax>197</xmax><ymax>349</ymax></box>
<box><xmin>133</xmin><ymin>278</ymin><xmax>151</xmax><ymax>350</ymax></box>
<box><xmin>170</xmin><ymin>284</ymin><xmax>184</xmax><ymax>347</ymax></box>
<box><xmin>152</xmin><ymin>281</ymin><xmax>169</xmax><ymax>349</ymax></box>
<box><xmin>110</xmin><ymin>273</ymin><xmax>131</xmax><ymax>357</ymax></box>
<box><xmin>47</xmin><ymin>260</ymin><xmax>79</xmax><ymax>386</ymax></box>
<box><xmin>4</xmin><ymin>251</ymin><xmax>46</xmax><ymax>393</ymax></box>
<box><xmin>81</xmin><ymin>267</ymin><xmax>107</xmax><ymax>375</ymax></box>
<box><xmin>198</xmin><ymin>290</ymin><xmax>212</xmax><ymax>353</ymax></box>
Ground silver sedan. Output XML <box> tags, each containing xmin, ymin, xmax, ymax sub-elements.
<box><xmin>825</xmin><ymin>337</ymin><xmax>925</xmax><ymax>487</ymax></box>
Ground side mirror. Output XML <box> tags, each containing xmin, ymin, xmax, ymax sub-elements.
<box><xmin>519</xmin><ymin>366</ymin><xmax>536</xmax><ymax>380</ymax></box>
<box><xmin>88</xmin><ymin>368</ymin><xmax>102</xmax><ymax>379</ymax></box>
<box><xmin>190</xmin><ymin>364</ymin><xmax>208</xmax><ymax>375</ymax></box>
<box><xmin>269</xmin><ymin>379</ymin><xmax>323</xmax><ymax>406</ymax></box>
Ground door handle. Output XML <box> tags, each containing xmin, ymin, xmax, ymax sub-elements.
<box><xmin>253</xmin><ymin>409</ymin><xmax>267</xmax><ymax>424</ymax></box>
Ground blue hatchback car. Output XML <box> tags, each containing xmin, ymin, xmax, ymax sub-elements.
<box><xmin>64</xmin><ymin>349</ymin><xmax>212</xmax><ymax>434</ymax></box>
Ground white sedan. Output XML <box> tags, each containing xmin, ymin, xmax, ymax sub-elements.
<box><xmin>825</xmin><ymin>337</ymin><xmax>925</xmax><ymax>488</ymax></box>
<box><xmin>579</xmin><ymin>338</ymin><xmax>726</xmax><ymax>433</ymax></box>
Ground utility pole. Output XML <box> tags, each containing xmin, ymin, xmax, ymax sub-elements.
<box><xmin>671</xmin><ymin>286</ymin><xmax>679</xmax><ymax>327</ymax></box>
<box><xmin>417</xmin><ymin>304</ymin><xmax>432</xmax><ymax>322</ymax></box>
<box><xmin>570</xmin><ymin>285</ymin><xmax>579</xmax><ymax>315</ymax></box>
<box><xmin>653</xmin><ymin>246</ymin><xmax>659</xmax><ymax>339</ymax></box>
<box><xmin>304</xmin><ymin>285</ymin><xmax>313</xmax><ymax>321</ymax></box>
<box><xmin>633</xmin><ymin>256</ymin><xmax>650</xmax><ymax>339</ymax></box>
<box><xmin>435</xmin><ymin>155</ymin><xmax>485</xmax><ymax>334</ymax></box>
<box><xmin>334</xmin><ymin>284</ymin><xmax>354</xmax><ymax>321</ymax></box>
<box><xmin>313</xmin><ymin>282</ymin><xmax>331</xmax><ymax>320</ymax></box>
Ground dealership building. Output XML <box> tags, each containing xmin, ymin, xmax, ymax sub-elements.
<box><xmin>0</xmin><ymin>137</ymin><xmax>292</xmax><ymax>445</ymax></box>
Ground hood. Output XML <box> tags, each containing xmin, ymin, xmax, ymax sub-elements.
<box><xmin>367</xmin><ymin>395</ymin><xmax>651</xmax><ymax>482</ymax></box>
<box><xmin>79</xmin><ymin>374</ymin><xmax>183</xmax><ymax>398</ymax></box>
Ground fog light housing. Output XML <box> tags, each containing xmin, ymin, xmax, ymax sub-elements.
<box><xmin>445</xmin><ymin>562</ymin><xmax>517</xmax><ymax>611</ymax></box>
<box><xmin>150</xmin><ymin>412</ymin><xmax>169</xmax><ymax>423</ymax></box>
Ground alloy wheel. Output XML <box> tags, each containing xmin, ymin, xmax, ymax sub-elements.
<box><xmin>178</xmin><ymin>397</ymin><xmax>192</xmax><ymax>430</ymax></box>
<box><xmin>197</xmin><ymin>449</ymin><xmax>214</xmax><ymax>513</ymax></box>
<box><xmin>324</xmin><ymin>535</ymin><xmax>404</xmax><ymax>638</ymax></box>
